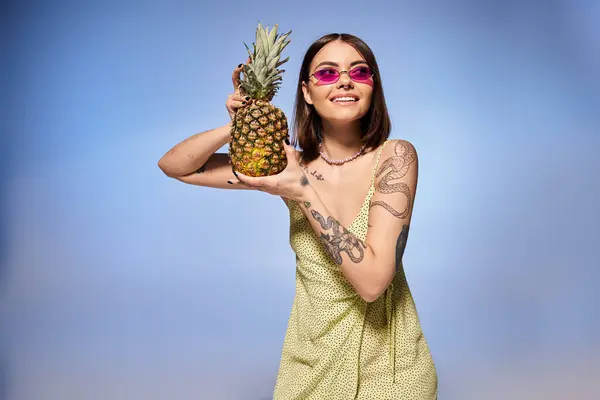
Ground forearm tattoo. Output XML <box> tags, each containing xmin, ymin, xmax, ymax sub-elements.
<box><xmin>370</xmin><ymin>140</ymin><xmax>416</xmax><ymax>219</ymax></box>
<box><xmin>310</xmin><ymin>210</ymin><xmax>367</xmax><ymax>264</ymax></box>
<box><xmin>395</xmin><ymin>224</ymin><xmax>409</xmax><ymax>270</ymax></box>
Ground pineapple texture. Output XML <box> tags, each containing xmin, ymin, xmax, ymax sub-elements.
<box><xmin>229</xmin><ymin>23</ymin><xmax>291</xmax><ymax>177</ymax></box>
<box><xmin>229</xmin><ymin>100</ymin><xmax>288</xmax><ymax>177</ymax></box>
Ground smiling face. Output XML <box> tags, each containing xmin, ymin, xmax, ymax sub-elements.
<box><xmin>302</xmin><ymin>40</ymin><xmax>374</xmax><ymax>124</ymax></box>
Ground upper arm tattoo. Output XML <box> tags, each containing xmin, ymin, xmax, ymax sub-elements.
<box><xmin>395</xmin><ymin>224</ymin><xmax>409</xmax><ymax>269</ymax></box>
<box><xmin>310</xmin><ymin>210</ymin><xmax>367</xmax><ymax>264</ymax></box>
<box><xmin>370</xmin><ymin>140</ymin><xmax>416</xmax><ymax>219</ymax></box>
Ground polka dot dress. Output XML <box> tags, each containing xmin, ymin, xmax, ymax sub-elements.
<box><xmin>273</xmin><ymin>140</ymin><xmax>438</xmax><ymax>400</ymax></box>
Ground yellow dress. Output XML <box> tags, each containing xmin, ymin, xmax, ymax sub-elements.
<box><xmin>273</xmin><ymin>140</ymin><xmax>438</xmax><ymax>399</ymax></box>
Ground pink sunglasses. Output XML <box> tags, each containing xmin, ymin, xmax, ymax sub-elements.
<box><xmin>309</xmin><ymin>65</ymin><xmax>375</xmax><ymax>85</ymax></box>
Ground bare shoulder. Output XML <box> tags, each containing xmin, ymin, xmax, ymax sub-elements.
<box><xmin>374</xmin><ymin>139</ymin><xmax>419</xmax><ymax>186</ymax></box>
<box><xmin>380</xmin><ymin>138</ymin><xmax>418</xmax><ymax>161</ymax></box>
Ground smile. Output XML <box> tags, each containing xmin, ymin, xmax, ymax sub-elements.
<box><xmin>331</xmin><ymin>96</ymin><xmax>359</xmax><ymax>103</ymax></box>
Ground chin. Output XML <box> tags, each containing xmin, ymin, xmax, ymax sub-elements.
<box><xmin>314</xmin><ymin>104</ymin><xmax>367</xmax><ymax>121</ymax></box>
<box><xmin>327</xmin><ymin>108</ymin><xmax>369</xmax><ymax>123</ymax></box>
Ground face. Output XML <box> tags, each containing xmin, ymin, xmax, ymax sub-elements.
<box><xmin>302</xmin><ymin>41</ymin><xmax>374</xmax><ymax>124</ymax></box>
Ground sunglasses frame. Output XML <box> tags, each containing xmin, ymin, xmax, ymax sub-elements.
<box><xmin>308</xmin><ymin>65</ymin><xmax>375</xmax><ymax>85</ymax></box>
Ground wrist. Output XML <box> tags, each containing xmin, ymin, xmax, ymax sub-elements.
<box><xmin>296</xmin><ymin>183</ymin><xmax>317</xmax><ymax>203</ymax></box>
<box><xmin>221</xmin><ymin>122</ymin><xmax>233</xmax><ymax>143</ymax></box>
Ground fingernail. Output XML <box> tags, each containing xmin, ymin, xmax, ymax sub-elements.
<box><xmin>227</xmin><ymin>180</ymin><xmax>233</xmax><ymax>184</ymax></box>
<box><xmin>285</xmin><ymin>138</ymin><xmax>290</xmax><ymax>145</ymax></box>
<box><xmin>238</xmin><ymin>64</ymin><xmax>243</xmax><ymax>68</ymax></box>
<box><xmin>242</xmin><ymin>101</ymin><xmax>246</xmax><ymax>105</ymax></box>
<box><xmin>245</xmin><ymin>96</ymin><xmax>250</xmax><ymax>100</ymax></box>
<box><xmin>232</xmin><ymin>169</ymin><xmax>239</xmax><ymax>178</ymax></box>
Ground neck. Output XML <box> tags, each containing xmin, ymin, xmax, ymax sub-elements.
<box><xmin>320</xmin><ymin>120</ymin><xmax>364</xmax><ymax>160</ymax></box>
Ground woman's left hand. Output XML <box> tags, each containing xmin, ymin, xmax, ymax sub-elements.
<box><xmin>233</xmin><ymin>140</ymin><xmax>311</xmax><ymax>201</ymax></box>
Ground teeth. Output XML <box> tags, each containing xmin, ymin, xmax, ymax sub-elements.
<box><xmin>333</xmin><ymin>97</ymin><xmax>357</xmax><ymax>102</ymax></box>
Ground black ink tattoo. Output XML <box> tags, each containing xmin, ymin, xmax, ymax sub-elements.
<box><xmin>195</xmin><ymin>162</ymin><xmax>207</xmax><ymax>174</ymax></box>
<box><xmin>370</xmin><ymin>200</ymin><xmax>403</xmax><ymax>218</ymax></box>
<box><xmin>300</xmin><ymin>159</ymin><xmax>324</xmax><ymax>181</ymax></box>
<box><xmin>310</xmin><ymin>210</ymin><xmax>367</xmax><ymax>264</ymax></box>
<box><xmin>395</xmin><ymin>224</ymin><xmax>409</xmax><ymax>270</ymax></box>
<box><xmin>308</xmin><ymin>170</ymin><xmax>324</xmax><ymax>181</ymax></box>
<box><xmin>371</xmin><ymin>140</ymin><xmax>416</xmax><ymax>219</ymax></box>
<box><xmin>300</xmin><ymin>174</ymin><xmax>309</xmax><ymax>186</ymax></box>
<box><xmin>303</xmin><ymin>201</ymin><xmax>311</xmax><ymax>209</ymax></box>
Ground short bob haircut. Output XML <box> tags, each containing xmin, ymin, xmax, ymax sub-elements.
<box><xmin>291</xmin><ymin>33</ymin><xmax>392</xmax><ymax>162</ymax></box>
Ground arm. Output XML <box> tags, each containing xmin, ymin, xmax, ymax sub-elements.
<box><xmin>297</xmin><ymin>140</ymin><xmax>418</xmax><ymax>302</ymax></box>
<box><xmin>158</xmin><ymin>122</ymin><xmax>231</xmax><ymax>177</ymax></box>
<box><xmin>157</xmin><ymin>122</ymin><xmax>252</xmax><ymax>190</ymax></box>
<box><xmin>157</xmin><ymin>63</ymin><xmax>255</xmax><ymax>190</ymax></box>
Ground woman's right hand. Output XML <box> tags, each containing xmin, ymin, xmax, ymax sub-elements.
<box><xmin>226</xmin><ymin>60</ymin><xmax>252</xmax><ymax>120</ymax></box>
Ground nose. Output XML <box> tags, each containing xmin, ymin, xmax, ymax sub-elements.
<box><xmin>336</xmin><ymin>70</ymin><xmax>353</xmax><ymax>88</ymax></box>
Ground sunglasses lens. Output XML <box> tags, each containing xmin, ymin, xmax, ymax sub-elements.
<box><xmin>349</xmin><ymin>66</ymin><xmax>373</xmax><ymax>81</ymax></box>
<box><xmin>314</xmin><ymin>68</ymin><xmax>339</xmax><ymax>83</ymax></box>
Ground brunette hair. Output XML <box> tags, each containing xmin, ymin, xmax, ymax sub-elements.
<box><xmin>291</xmin><ymin>33</ymin><xmax>392</xmax><ymax>162</ymax></box>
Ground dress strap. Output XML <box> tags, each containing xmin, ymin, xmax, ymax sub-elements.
<box><xmin>370</xmin><ymin>140</ymin><xmax>390</xmax><ymax>186</ymax></box>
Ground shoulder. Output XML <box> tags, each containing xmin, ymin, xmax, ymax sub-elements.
<box><xmin>374</xmin><ymin>139</ymin><xmax>419</xmax><ymax>184</ymax></box>
<box><xmin>380</xmin><ymin>138</ymin><xmax>418</xmax><ymax>160</ymax></box>
<box><xmin>379</xmin><ymin>139</ymin><xmax>418</xmax><ymax>168</ymax></box>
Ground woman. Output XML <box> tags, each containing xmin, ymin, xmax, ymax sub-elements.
<box><xmin>158</xmin><ymin>33</ymin><xmax>438</xmax><ymax>400</ymax></box>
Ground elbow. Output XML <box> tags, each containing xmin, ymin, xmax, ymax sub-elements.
<box><xmin>359</xmin><ymin>272</ymin><xmax>396</xmax><ymax>303</ymax></box>
<box><xmin>360</xmin><ymin>289</ymin><xmax>385</xmax><ymax>303</ymax></box>
<box><xmin>361</xmin><ymin>293</ymin><xmax>379</xmax><ymax>303</ymax></box>
<box><xmin>359</xmin><ymin>285</ymin><xmax>386</xmax><ymax>303</ymax></box>
<box><xmin>157</xmin><ymin>158</ymin><xmax>179</xmax><ymax>178</ymax></box>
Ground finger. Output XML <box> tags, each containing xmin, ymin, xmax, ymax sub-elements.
<box><xmin>226</xmin><ymin>177</ymin><xmax>246</xmax><ymax>186</ymax></box>
<box><xmin>230</xmin><ymin>170</ymin><xmax>251</xmax><ymax>187</ymax></box>
<box><xmin>281</xmin><ymin>137</ymin><xmax>297</xmax><ymax>160</ymax></box>
<box><xmin>232</xmin><ymin>63</ymin><xmax>244</xmax><ymax>91</ymax></box>
<box><xmin>235</xmin><ymin>172</ymin><xmax>265</xmax><ymax>187</ymax></box>
<box><xmin>230</xmin><ymin>94</ymin><xmax>251</xmax><ymax>103</ymax></box>
<box><xmin>227</xmin><ymin>99</ymin><xmax>248</xmax><ymax>111</ymax></box>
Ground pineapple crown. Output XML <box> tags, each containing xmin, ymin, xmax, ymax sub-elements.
<box><xmin>240</xmin><ymin>23</ymin><xmax>292</xmax><ymax>102</ymax></box>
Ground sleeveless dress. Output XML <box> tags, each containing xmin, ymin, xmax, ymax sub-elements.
<box><xmin>273</xmin><ymin>140</ymin><xmax>438</xmax><ymax>400</ymax></box>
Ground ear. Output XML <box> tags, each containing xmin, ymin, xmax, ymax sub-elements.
<box><xmin>301</xmin><ymin>81</ymin><xmax>314</xmax><ymax>105</ymax></box>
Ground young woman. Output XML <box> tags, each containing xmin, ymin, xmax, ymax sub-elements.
<box><xmin>159</xmin><ymin>33</ymin><xmax>438</xmax><ymax>400</ymax></box>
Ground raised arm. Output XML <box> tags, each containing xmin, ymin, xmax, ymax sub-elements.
<box><xmin>158</xmin><ymin>122</ymin><xmax>231</xmax><ymax>177</ymax></box>
<box><xmin>296</xmin><ymin>139</ymin><xmax>418</xmax><ymax>302</ymax></box>
<box><xmin>157</xmin><ymin>63</ymin><xmax>253</xmax><ymax>190</ymax></box>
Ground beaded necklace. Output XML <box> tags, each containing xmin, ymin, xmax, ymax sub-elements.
<box><xmin>318</xmin><ymin>142</ymin><xmax>367</xmax><ymax>166</ymax></box>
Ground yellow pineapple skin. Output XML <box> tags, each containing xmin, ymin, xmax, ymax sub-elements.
<box><xmin>229</xmin><ymin>100</ymin><xmax>289</xmax><ymax>177</ymax></box>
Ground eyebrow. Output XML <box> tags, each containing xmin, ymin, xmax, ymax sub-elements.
<box><xmin>313</xmin><ymin>60</ymin><xmax>368</xmax><ymax>69</ymax></box>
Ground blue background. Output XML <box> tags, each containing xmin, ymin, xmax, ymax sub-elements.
<box><xmin>2</xmin><ymin>0</ymin><xmax>599</xmax><ymax>399</ymax></box>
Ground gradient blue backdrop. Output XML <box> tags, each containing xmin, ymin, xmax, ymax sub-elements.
<box><xmin>2</xmin><ymin>0</ymin><xmax>599</xmax><ymax>399</ymax></box>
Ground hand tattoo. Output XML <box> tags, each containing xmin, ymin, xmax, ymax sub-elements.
<box><xmin>370</xmin><ymin>140</ymin><xmax>416</xmax><ymax>219</ymax></box>
<box><xmin>303</xmin><ymin>201</ymin><xmax>311</xmax><ymax>209</ymax></box>
<box><xmin>310</xmin><ymin>210</ymin><xmax>367</xmax><ymax>264</ymax></box>
<box><xmin>300</xmin><ymin>174</ymin><xmax>309</xmax><ymax>186</ymax></box>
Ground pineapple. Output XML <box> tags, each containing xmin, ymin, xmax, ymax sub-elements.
<box><xmin>229</xmin><ymin>23</ymin><xmax>292</xmax><ymax>177</ymax></box>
